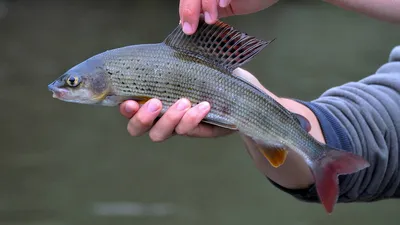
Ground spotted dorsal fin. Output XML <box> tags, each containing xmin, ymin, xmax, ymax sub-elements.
<box><xmin>163</xmin><ymin>17</ymin><xmax>275</xmax><ymax>73</ymax></box>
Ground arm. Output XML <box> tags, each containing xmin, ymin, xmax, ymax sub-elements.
<box><xmin>178</xmin><ymin>0</ymin><xmax>400</xmax><ymax>35</ymax></box>
<box><xmin>264</xmin><ymin>46</ymin><xmax>400</xmax><ymax>202</ymax></box>
<box><xmin>325</xmin><ymin>0</ymin><xmax>400</xmax><ymax>23</ymax></box>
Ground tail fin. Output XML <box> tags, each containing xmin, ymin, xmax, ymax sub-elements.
<box><xmin>311</xmin><ymin>146</ymin><xmax>370</xmax><ymax>214</ymax></box>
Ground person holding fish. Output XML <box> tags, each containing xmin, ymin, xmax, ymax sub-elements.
<box><xmin>47</xmin><ymin>0</ymin><xmax>400</xmax><ymax>214</ymax></box>
<box><xmin>118</xmin><ymin>0</ymin><xmax>400</xmax><ymax>213</ymax></box>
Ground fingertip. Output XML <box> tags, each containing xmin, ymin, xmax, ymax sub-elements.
<box><xmin>145</xmin><ymin>98</ymin><xmax>162</xmax><ymax>113</ymax></box>
<box><xmin>182</xmin><ymin>21</ymin><xmax>195</xmax><ymax>35</ymax></box>
<box><xmin>120</xmin><ymin>100</ymin><xmax>139</xmax><ymax>118</ymax></box>
<box><xmin>219</xmin><ymin>0</ymin><xmax>231</xmax><ymax>8</ymax></box>
<box><xmin>119</xmin><ymin>102</ymin><xmax>128</xmax><ymax>116</ymax></box>
<box><xmin>175</xmin><ymin>101</ymin><xmax>211</xmax><ymax>135</ymax></box>
<box><xmin>177</xmin><ymin>98</ymin><xmax>191</xmax><ymax>109</ymax></box>
<box><xmin>179</xmin><ymin>0</ymin><xmax>201</xmax><ymax>35</ymax></box>
<box><xmin>198</xmin><ymin>101</ymin><xmax>210</xmax><ymax>111</ymax></box>
<box><xmin>202</xmin><ymin>0</ymin><xmax>218</xmax><ymax>24</ymax></box>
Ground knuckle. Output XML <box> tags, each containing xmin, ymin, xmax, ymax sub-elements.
<box><xmin>186</xmin><ymin>126</ymin><xmax>200</xmax><ymax>137</ymax></box>
<box><xmin>163</xmin><ymin>111</ymin><xmax>182</xmax><ymax>123</ymax></box>
<box><xmin>127</xmin><ymin>123</ymin><xmax>138</xmax><ymax>136</ymax></box>
<box><xmin>185</xmin><ymin>110</ymin><xmax>199</xmax><ymax>123</ymax></box>
<box><xmin>149</xmin><ymin>132</ymin><xmax>165</xmax><ymax>142</ymax></box>
<box><xmin>174</xmin><ymin>126</ymin><xmax>187</xmax><ymax>135</ymax></box>
<box><xmin>182</xmin><ymin>7</ymin><xmax>195</xmax><ymax>18</ymax></box>
<box><xmin>136</xmin><ymin>115</ymin><xmax>152</xmax><ymax>128</ymax></box>
<box><xmin>202</xmin><ymin>0</ymin><xmax>211</xmax><ymax>8</ymax></box>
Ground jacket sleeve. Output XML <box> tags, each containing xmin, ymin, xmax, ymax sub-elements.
<box><xmin>268</xmin><ymin>46</ymin><xmax>400</xmax><ymax>203</ymax></box>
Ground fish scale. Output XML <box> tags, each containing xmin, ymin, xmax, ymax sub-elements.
<box><xmin>48</xmin><ymin>17</ymin><xmax>370</xmax><ymax>214</ymax></box>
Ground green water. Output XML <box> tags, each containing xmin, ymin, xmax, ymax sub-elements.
<box><xmin>0</xmin><ymin>0</ymin><xmax>399</xmax><ymax>224</ymax></box>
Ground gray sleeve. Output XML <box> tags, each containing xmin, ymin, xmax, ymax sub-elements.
<box><xmin>269</xmin><ymin>46</ymin><xmax>400</xmax><ymax>203</ymax></box>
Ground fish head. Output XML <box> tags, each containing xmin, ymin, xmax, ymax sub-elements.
<box><xmin>48</xmin><ymin>57</ymin><xmax>112</xmax><ymax>105</ymax></box>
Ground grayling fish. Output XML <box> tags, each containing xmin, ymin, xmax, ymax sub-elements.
<box><xmin>48</xmin><ymin>18</ymin><xmax>370</xmax><ymax>213</ymax></box>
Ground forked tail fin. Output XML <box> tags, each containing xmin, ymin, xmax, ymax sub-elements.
<box><xmin>311</xmin><ymin>146</ymin><xmax>370</xmax><ymax>214</ymax></box>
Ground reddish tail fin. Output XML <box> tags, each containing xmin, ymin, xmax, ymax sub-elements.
<box><xmin>311</xmin><ymin>147</ymin><xmax>370</xmax><ymax>214</ymax></box>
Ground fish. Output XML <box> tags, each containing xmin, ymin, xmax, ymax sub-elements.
<box><xmin>47</xmin><ymin>17</ymin><xmax>370</xmax><ymax>214</ymax></box>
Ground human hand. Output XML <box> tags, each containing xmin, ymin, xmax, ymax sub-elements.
<box><xmin>119</xmin><ymin>68</ymin><xmax>269</xmax><ymax>142</ymax></box>
<box><xmin>119</xmin><ymin>98</ymin><xmax>234</xmax><ymax>142</ymax></box>
<box><xmin>179</xmin><ymin>0</ymin><xmax>279</xmax><ymax>34</ymax></box>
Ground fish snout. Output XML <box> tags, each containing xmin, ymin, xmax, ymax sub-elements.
<box><xmin>48</xmin><ymin>82</ymin><xmax>56</xmax><ymax>92</ymax></box>
<box><xmin>48</xmin><ymin>80</ymin><xmax>67</xmax><ymax>99</ymax></box>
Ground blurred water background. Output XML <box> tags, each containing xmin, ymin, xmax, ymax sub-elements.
<box><xmin>0</xmin><ymin>0</ymin><xmax>399</xmax><ymax>224</ymax></box>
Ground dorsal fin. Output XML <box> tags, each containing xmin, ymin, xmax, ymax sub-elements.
<box><xmin>163</xmin><ymin>17</ymin><xmax>275</xmax><ymax>73</ymax></box>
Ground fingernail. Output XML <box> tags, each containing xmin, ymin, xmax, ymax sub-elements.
<box><xmin>219</xmin><ymin>0</ymin><xmax>228</xmax><ymax>7</ymax></box>
<box><xmin>125</xmin><ymin>103</ymin><xmax>134</xmax><ymax>113</ymax></box>
<box><xmin>182</xmin><ymin>22</ymin><xmax>192</xmax><ymax>34</ymax></box>
<box><xmin>198</xmin><ymin>102</ymin><xmax>210</xmax><ymax>111</ymax></box>
<box><xmin>204</xmin><ymin>12</ymin><xmax>212</xmax><ymax>23</ymax></box>
<box><xmin>176</xmin><ymin>99</ymin><xmax>189</xmax><ymax>111</ymax></box>
<box><xmin>147</xmin><ymin>100</ymin><xmax>160</xmax><ymax>112</ymax></box>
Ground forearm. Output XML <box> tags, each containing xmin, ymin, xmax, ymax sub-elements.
<box><xmin>233</xmin><ymin>68</ymin><xmax>323</xmax><ymax>189</ymax></box>
<box><xmin>241</xmin><ymin>99</ymin><xmax>321</xmax><ymax>190</ymax></box>
<box><xmin>247</xmin><ymin>46</ymin><xmax>400</xmax><ymax>203</ymax></box>
<box><xmin>324</xmin><ymin>0</ymin><xmax>400</xmax><ymax>23</ymax></box>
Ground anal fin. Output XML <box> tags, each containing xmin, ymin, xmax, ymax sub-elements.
<box><xmin>251</xmin><ymin>138</ymin><xmax>289</xmax><ymax>168</ymax></box>
<box><xmin>259</xmin><ymin>146</ymin><xmax>288</xmax><ymax>168</ymax></box>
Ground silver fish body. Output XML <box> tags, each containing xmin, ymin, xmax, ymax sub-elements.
<box><xmin>98</xmin><ymin>42</ymin><xmax>318</xmax><ymax>161</ymax></box>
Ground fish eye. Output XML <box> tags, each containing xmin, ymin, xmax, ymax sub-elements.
<box><xmin>66</xmin><ymin>76</ymin><xmax>80</xmax><ymax>87</ymax></box>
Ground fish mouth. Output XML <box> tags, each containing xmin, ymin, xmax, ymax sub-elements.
<box><xmin>48</xmin><ymin>83</ymin><xmax>68</xmax><ymax>99</ymax></box>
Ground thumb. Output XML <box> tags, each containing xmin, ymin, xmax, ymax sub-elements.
<box><xmin>232</xmin><ymin>68</ymin><xmax>280</xmax><ymax>101</ymax></box>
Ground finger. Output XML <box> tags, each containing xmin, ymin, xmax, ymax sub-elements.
<box><xmin>219</xmin><ymin>0</ymin><xmax>231</xmax><ymax>8</ymax></box>
<box><xmin>202</xmin><ymin>0</ymin><xmax>218</xmax><ymax>24</ymax></box>
<box><xmin>149</xmin><ymin>98</ymin><xmax>191</xmax><ymax>142</ymax></box>
<box><xmin>175</xmin><ymin>101</ymin><xmax>210</xmax><ymax>135</ymax></box>
<box><xmin>119</xmin><ymin>100</ymin><xmax>140</xmax><ymax>119</ymax></box>
<box><xmin>217</xmin><ymin>5</ymin><xmax>234</xmax><ymax>18</ymax></box>
<box><xmin>179</xmin><ymin>0</ymin><xmax>202</xmax><ymax>35</ymax></box>
<box><xmin>127</xmin><ymin>99</ymin><xmax>162</xmax><ymax>137</ymax></box>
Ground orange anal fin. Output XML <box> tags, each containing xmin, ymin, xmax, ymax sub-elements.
<box><xmin>250</xmin><ymin>138</ymin><xmax>289</xmax><ymax>168</ymax></box>
<box><xmin>259</xmin><ymin>147</ymin><xmax>288</xmax><ymax>168</ymax></box>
